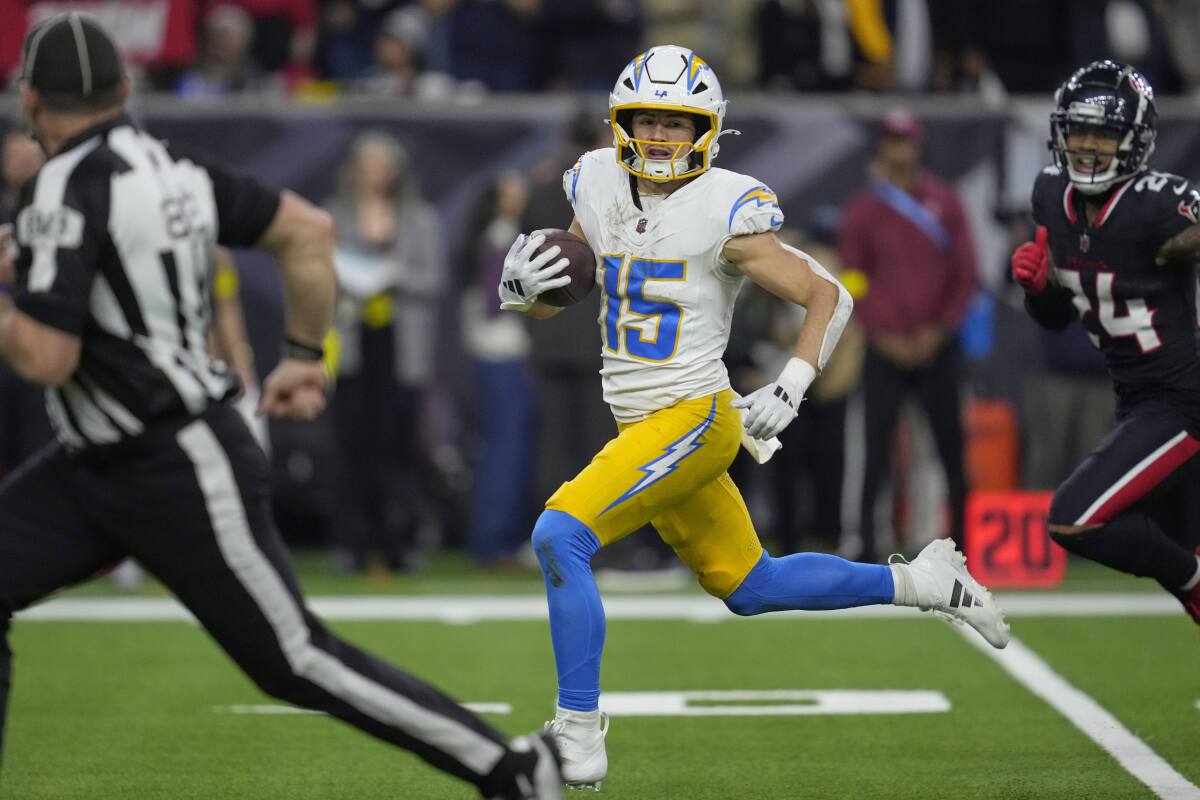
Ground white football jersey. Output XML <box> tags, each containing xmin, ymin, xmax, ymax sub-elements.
<box><xmin>563</xmin><ymin>148</ymin><xmax>784</xmax><ymax>422</ymax></box>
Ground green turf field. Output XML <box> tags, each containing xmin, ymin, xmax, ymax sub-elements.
<box><xmin>4</xmin><ymin>555</ymin><xmax>1199</xmax><ymax>799</ymax></box>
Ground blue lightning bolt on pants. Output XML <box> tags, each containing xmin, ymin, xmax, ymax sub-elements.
<box><xmin>533</xmin><ymin>391</ymin><xmax>895</xmax><ymax>712</ymax></box>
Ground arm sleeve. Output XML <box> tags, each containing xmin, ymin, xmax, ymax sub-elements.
<box><xmin>1024</xmin><ymin>285</ymin><xmax>1078</xmax><ymax>331</ymax></box>
<box><xmin>937</xmin><ymin>189</ymin><xmax>978</xmax><ymax>329</ymax></box>
<box><xmin>13</xmin><ymin>177</ymin><xmax>101</xmax><ymax>336</ymax></box>
<box><xmin>781</xmin><ymin>243</ymin><xmax>854</xmax><ymax>371</ymax></box>
<box><xmin>194</xmin><ymin>157</ymin><xmax>281</xmax><ymax>248</ymax></box>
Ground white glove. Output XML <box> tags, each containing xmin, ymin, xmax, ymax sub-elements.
<box><xmin>731</xmin><ymin>357</ymin><xmax>817</xmax><ymax>440</ymax></box>
<box><xmin>498</xmin><ymin>232</ymin><xmax>570</xmax><ymax>312</ymax></box>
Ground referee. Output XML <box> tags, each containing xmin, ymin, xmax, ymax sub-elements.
<box><xmin>0</xmin><ymin>13</ymin><xmax>559</xmax><ymax>799</ymax></box>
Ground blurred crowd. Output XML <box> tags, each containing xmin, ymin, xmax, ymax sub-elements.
<box><xmin>0</xmin><ymin>99</ymin><xmax>1121</xmax><ymax>576</ymax></box>
<box><xmin>4</xmin><ymin>0</ymin><xmax>1200</xmax><ymax>99</ymax></box>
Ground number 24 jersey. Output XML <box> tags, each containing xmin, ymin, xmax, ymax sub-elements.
<box><xmin>564</xmin><ymin>148</ymin><xmax>783</xmax><ymax>423</ymax></box>
<box><xmin>1032</xmin><ymin>166</ymin><xmax>1200</xmax><ymax>393</ymax></box>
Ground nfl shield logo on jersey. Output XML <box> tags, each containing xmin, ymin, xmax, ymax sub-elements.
<box><xmin>636</xmin><ymin>218</ymin><xmax>648</xmax><ymax>233</ymax></box>
<box><xmin>1079</xmin><ymin>232</ymin><xmax>1090</xmax><ymax>252</ymax></box>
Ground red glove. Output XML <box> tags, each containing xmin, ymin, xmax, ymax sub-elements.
<box><xmin>1011</xmin><ymin>225</ymin><xmax>1049</xmax><ymax>295</ymax></box>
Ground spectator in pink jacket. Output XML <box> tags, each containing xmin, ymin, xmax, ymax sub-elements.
<box><xmin>837</xmin><ymin>108</ymin><xmax>978</xmax><ymax>562</ymax></box>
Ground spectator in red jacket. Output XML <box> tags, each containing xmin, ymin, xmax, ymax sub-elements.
<box><xmin>837</xmin><ymin>108</ymin><xmax>978</xmax><ymax>562</ymax></box>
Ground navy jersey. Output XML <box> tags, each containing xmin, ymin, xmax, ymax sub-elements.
<box><xmin>1031</xmin><ymin>166</ymin><xmax>1200</xmax><ymax>396</ymax></box>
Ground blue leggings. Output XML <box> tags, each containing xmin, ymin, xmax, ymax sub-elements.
<box><xmin>724</xmin><ymin>551</ymin><xmax>894</xmax><ymax>615</ymax></box>
<box><xmin>532</xmin><ymin>509</ymin><xmax>895</xmax><ymax>712</ymax></box>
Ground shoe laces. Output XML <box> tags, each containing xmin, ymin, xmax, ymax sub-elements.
<box><xmin>888</xmin><ymin>540</ymin><xmax>967</xmax><ymax>571</ymax></box>
<box><xmin>544</xmin><ymin>712</ymin><xmax>609</xmax><ymax>741</ymax></box>
<box><xmin>906</xmin><ymin>541</ymin><xmax>998</xmax><ymax>612</ymax></box>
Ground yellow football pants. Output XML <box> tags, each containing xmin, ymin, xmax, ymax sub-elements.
<box><xmin>545</xmin><ymin>389</ymin><xmax>763</xmax><ymax>598</ymax></box>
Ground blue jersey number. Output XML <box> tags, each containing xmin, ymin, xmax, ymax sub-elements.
<box><xmin>600</xmin><ymin>255</ymin><xmax>686</xmax><ymax>362</ymax></box>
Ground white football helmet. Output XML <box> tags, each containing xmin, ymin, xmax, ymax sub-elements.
<box><xmin>609</xmin><ymin>45</ymin><xmax>728</xmax><ymax>182</ymax></box>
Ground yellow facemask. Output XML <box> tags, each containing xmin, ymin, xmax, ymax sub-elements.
<box><xmin>610</xmin><ymin>104</ymin><xmax>719</xmax><ymax>182</ymax></box>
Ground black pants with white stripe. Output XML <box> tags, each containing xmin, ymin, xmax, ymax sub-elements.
<box><xmin>1047</xmin><ymin>400</ymin><xmax>1200</xmax><ymax>589</ymax></box>
<box><xmin>0</xmin><ymin>404</ymin><xmax>522</xmax><ymax>794</ymax></box>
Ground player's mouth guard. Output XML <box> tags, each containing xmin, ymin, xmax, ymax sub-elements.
<box><xmin>615</xmin><ymin>124</ymin><xmax>741</xmax><ymax>181</ymax></box>
<box><xmin>780</xmin><ymin>244</ymin><xmax>853</xmax><ymax>372</ymax></box>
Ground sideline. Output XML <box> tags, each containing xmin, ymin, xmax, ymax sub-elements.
<box><xmin>16</xmin><ymin>591</ymin><xmax>1181</xmax><ymax>623</ymax></box>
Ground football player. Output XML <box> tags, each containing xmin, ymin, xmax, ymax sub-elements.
<box><xmin>499</xmin><ymin>45</ymin><xmax>1009</xmax><ymax>789</ymax></box>
<box><xmin>1012</xmin><ymin>61</ymin><xmax>1200</xmax><ymax>626</ymax></box>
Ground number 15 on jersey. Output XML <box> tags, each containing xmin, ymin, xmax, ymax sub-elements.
<box><xmin>600</xmin><ymin>255</ymin><xmax>686</xmax><ymax>362</ymax></box>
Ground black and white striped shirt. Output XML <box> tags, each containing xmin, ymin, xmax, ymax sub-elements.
<box><xmin>12</xmin><ymin>115</ymin><xmax>279</xmax><ymax>450</ymax></box>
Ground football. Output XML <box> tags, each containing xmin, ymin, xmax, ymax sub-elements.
<box><xmin>533</xmin><ymin>229</ymin><xmax>596</xmax><ymax>307</ymax></box>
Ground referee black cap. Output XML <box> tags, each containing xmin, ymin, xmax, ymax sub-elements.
<box><xmin>20</xmin><ymin>12</ymin><xmax>124</xmax><ymax>99</ymax></box>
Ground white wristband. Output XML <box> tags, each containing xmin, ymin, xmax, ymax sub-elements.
<box><xmin>779</xmin><ymin>357</ymin><xmax>817</xmax><ymax>403</ymax></box>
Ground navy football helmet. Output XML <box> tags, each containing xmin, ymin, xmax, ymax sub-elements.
<box><xmin>1049</xmin><ymin>60</ymin><xmax>1157</xmax><ymax>195</ymax></box>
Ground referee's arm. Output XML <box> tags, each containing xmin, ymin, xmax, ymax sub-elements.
<box><xmin>252</xmin><ymin>191</ymin><xmax>337</xmax><ymax>421</ymax></box>
<box><xmin>202</xmin><ymin>157</ymin><xmax>337</xmax><ymax>421</ymax></box>
<box><xmin>256</xmin><ymin>191</ymin><xmax>337</xmax><ymax>356</ymax></box>
<box><xmin>0</xmin><ymin>224</ymin><xmax>80</xmax><ymax>386</ymax></box>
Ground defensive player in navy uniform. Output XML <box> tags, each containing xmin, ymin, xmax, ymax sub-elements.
<box><xmin>1012</xmin><ymin>60</ymin><xmax>1200</xmax><ymax>625</ymax></box>
<box><xmin>499</xmin><ymin>45</ymin><xmax>1010</xmax><ymax>790</ymax></box>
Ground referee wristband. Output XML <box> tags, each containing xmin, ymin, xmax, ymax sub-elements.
<box><xmin>284</xmin><ymin>336</ymin><xmax>325</xmax><ymax>362</ymax></box>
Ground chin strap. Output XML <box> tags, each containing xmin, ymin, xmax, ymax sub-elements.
<box><xmin>1070</xmin><ymin>170</ymin><xmax>1124</xmax><ymax>195</ymax></box>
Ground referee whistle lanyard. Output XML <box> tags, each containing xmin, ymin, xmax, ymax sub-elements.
<box><xmin>870</xmin><ymin>179</ymin><xmax>951</xmax><ymax>251</ymax></box>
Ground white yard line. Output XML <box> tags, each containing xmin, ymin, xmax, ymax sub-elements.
<box><xmin>961</xmin><ymin>630</ymin><xmax>1200</xmax><ymax>800</ymax></box>
<box><xmin>14</xmin><ymin>591</ymin><xmax>1181</xmax><ymax>623</ymax></box>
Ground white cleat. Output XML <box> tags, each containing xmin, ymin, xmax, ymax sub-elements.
<box><xmin>894</xmin><ymin>538</ymin><xmax>1011</xmax><ymax>649</ymax></box>
<box><xmin>544</xmin><ymin>708</ymin><xmax>609</xmax><ymax>790</ymax></box>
